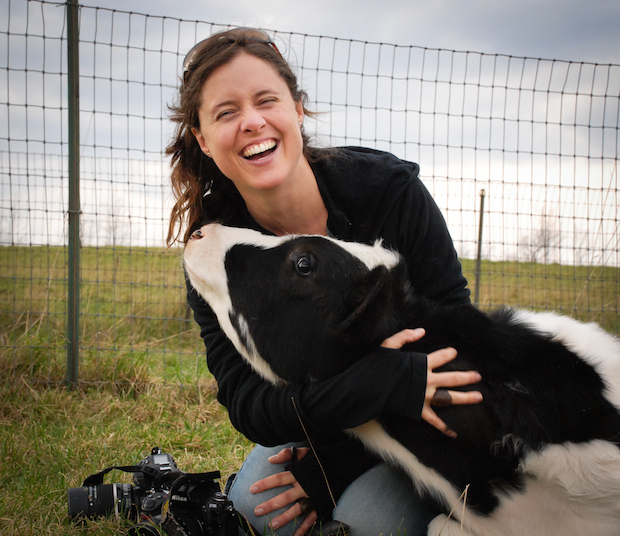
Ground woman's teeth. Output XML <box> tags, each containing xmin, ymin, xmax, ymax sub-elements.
<box><xmin>243</xmin><ymin>140</ymin><xmax>277</xmax><ymax>159</ymax></box>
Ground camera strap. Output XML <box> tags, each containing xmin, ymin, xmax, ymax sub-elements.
<box><xmin>82</xmin><ymin>466</ymin><xmax>223</xmax><ymax>488</ymax></box>
<box><xmin>81</xmin><ymin>464</ymin><xmax>160</xmax><ymax>486</ymax></box>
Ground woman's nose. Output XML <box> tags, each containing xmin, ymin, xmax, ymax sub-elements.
<box><xmin>241</xmin><ymin>107</ymin><xmax>266</xmax><ymax>132</ymax></box>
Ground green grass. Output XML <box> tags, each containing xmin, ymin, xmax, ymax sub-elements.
<box><xmin>0</xmin><ymin>360</ymin><xmax>253</xmax><ymax>535</ymax></box>
<box><xmin>462</xmin><ymin>258</ymin><xmax>620</xmax><ymax>334</ymax></box>
<box><xmin>0</xmin><ymin>245</ymin><xmax>206</xmax><ymax>386</ymax></box>
<box><xmin>0</xmin><ymin>245</ymin><xmax>254</xmax><ymax>535</ymax></box>
<box><xmin>0</xmin><ymin>245</ymin><xmax>619</xmax><ymax>534</ymax></box>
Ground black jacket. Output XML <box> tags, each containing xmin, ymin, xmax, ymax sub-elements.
<box><xmin>186</xmin><ymin>147</ymin><xmax>470</xmax><ymax>518</ymax></box>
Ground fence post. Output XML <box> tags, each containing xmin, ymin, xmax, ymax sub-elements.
<box><xmin>66</xmin><ymin>0</ymin><xmax>80</xmax><ymax>388</ymax></box>
<box><xmin>474</xmin><ymin>189</ymin><xmax>486</xmax><ymax>306</ymax></box>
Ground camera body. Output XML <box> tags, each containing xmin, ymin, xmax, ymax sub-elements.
<box><xmin>68</xmin><ymin>447</ymin><xmax>237</xmax><ymax>536</ymax></box>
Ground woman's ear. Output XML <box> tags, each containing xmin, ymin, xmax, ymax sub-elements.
<box><xmin>191</xmin><ymin>127</ymin><xmax>211</xmax><ymax>157</ymax></box>
<box><xmin>295</xmin><ymin>100</ymin><xmax>304</xmax><ymax>126</ymax></box>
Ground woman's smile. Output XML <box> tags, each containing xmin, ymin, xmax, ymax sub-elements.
<box><xmin>242</xmin><ymin>139</ymin><xmax>278</xmax><ymax>160</ymax></box>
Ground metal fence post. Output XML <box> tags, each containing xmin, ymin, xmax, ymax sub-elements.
<box><xmin>66</xmin><ymin>0</ymin><xmax>80</xmax><ymax>388</ymax></box>
<box><xmin>474</xmin><ymin>189</ymin><xmax>486</xmax><ymax>306</ymax></box>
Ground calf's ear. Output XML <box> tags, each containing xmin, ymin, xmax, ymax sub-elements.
<box><xmin>337</xmin><ymin>266</ymin><xmax>392</xmax><ymax>336</ymax></box>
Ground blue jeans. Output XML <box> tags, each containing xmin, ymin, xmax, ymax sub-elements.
<box><xmin>228</xmin><ymin>443</ymin><xmax>438</xmax><ymax>536</ymax></box>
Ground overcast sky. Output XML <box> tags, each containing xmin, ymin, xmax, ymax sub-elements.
<box><xmin>76</xmin><ymin>0</ymin><xmax>620</xmax><ymax>65</ymax></box>
<box><xmin>3</xmin><ymin>0</ymin><xmax>619</xmax><ymax>254</ymax></box>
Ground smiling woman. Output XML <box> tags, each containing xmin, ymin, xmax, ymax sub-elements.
<box><xmin>166</xmin><ymin>26</ymin><xmax>480</xmax><ymax>536</ymax></box>
<box><xmin>188</xmin><ymin>53</ymin><xmax>320</xmax><ymax>235</ymax></box>
<box><xmin>166</xmin><ymin>27</ymin><xmax>319</xmax><ymax>244</ymax></box>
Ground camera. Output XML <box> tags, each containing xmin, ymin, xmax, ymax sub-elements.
<box><xmin>67</xmin><ymin>447</ymin><xmax>238</xmax><ymax>536</ymax></box>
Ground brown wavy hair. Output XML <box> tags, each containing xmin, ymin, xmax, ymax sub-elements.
<box><xmin>165</xmin><ymin>28</ymin><xmax>318</xmax><ymax>246</ymax></box>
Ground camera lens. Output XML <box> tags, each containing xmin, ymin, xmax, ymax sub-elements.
<box><xmin>68</xmin><ymin>483</ymin><xmax>134</xmax><ymax>519</ymax></box>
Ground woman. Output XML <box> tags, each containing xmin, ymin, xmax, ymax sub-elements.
<box><xmin>167</xmin><ymin>27</ymin><xmax>482</xmax><ymax>536</ymax></box>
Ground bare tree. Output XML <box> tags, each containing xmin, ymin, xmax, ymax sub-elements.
<box><xmin>521</xmin><ymin>213</ymin><xmax>562</xmax><ymax>264</ymax></box>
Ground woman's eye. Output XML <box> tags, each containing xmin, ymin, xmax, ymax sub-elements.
<box><xmin>295</xmin><ymin>255</ymin><xmax>314</xmax><ymax>276</ymax></box>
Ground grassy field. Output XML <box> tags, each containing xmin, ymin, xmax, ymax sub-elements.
<box><xmin>464</xmin><ymin>258</ymin><xmax>620</xmax><ymax>334</ymax></box>
<box><xmin>1</xmin><ymin>245</ymin><xmax>206</xmax><ymax>387</ymax></box>
<box><xmin>0</xmin><ymin>245</ymin><xmax>619</xmax><ymax>534</ymax></box>
<box><xmin>1</xmin><ymin>245</ymin><xmax>254</xmax><ymax>535</ymax></box>
<box><xmin>0</xmin><ymin>353</ymin><xmax>254</xmax><ymax>535</ymax></box>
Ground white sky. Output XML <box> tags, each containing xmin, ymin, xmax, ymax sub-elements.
<box><xmin>77</xmin><ymin>0</ymin><xmax>620</xmax><ymax>64</ymax></box>
<box><xmin>2</xmin><ymin>0</ymin><xmax>619</xmax><ymax>261</ymax></box>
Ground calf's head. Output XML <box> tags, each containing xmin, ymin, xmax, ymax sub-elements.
<box><xmin>184</xmin><ymin>224</ymin><xmax>408</xmax><ymax>385</ymax></box>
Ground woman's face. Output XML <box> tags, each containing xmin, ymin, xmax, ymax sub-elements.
<box><xmin>192</xmin><ymin>52</ymin><xmax>306</xmax><ymax>198</ymax></box>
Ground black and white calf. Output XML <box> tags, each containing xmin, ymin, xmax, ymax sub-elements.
<box><xmin>184</xmin><ymin>223</ymin><xmax>620</xmax><ymax>536</ymax></box>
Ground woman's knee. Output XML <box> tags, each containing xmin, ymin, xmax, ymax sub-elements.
<box><xmin>228</xmin><ymin>443</ymin><xmax>307</xmax><ymax>536</ymax></box>
<box><xmin>334</xmin><ymin>463</ymin><xmax>437</xmax><ymax>536</ymax></box>
<box><xmin>230</xmin><ymin>448</ymin><xmax>437</xmax><ymax>536</ymax></box>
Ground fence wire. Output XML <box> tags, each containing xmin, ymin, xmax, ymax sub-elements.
<box><xmin>1</xmin><ymin>0</ymin><xmax>619</xmax><ymax>386</ymax></box>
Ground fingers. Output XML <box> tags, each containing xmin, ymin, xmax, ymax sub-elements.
<box><xmin>448</xmin><ymin>389</ymin><xmax>483</xmax><ymax>405</ymax></box>
<box><xmin>253</xmin><ymin>481</ymin><xmax>305</xmax><ymax>515</ymax></box>
<box><xmin>422</xmin><ymin>405</ymin><xmax>457</xmax><ymax>439</ymax></box>
<box><xmin>427</xmin><ymin>347</ymin><xmax>482</xmax><ymax>389</ymax></box>
<box><xmin>251</xmin><ymin>471</ymin><xmax>297</xmax><ymax>495</ymax></box>
<box><xmin>423</xmin><ymin>383</ymin><xmax>483</xmax><ymax>438</ymax></box>
<box><xmin>263</xmin><ymin>500</ymin><xmax>309</xmax><ymax>532</ymax></box>
<box><xmin>427</xmin><ymin>346</ymin><xmax>458</xmax><ymax>368</ymax></box>
<box><xmin>426</xmin><ymin>351</ymin><xmax>483</xmax><ymax>413</ymax></box>
<box><xmin>429</xmin><ymin>369</ymin><xmax>482</xmax><ymax>390</ymax></box>
<box><xmin>293</xmin><ymin>509</ymin><xmax>318</xmax><ymax>536</ymax></box>
<box><xmin>381</xmin><ymin>328</ymin><xmax>425</xmax><ymax>349</ymax></box>
<box><xmin>423</xmin><ymin>346</ymin><xmax>483</xmax><ymax>438</ymax></box>
<box><xmin>267</xmin><ymin>446</ymin><xmax>310</xmax><ymax>465</ymax></box>
<box><xmin>253</xmin><ymin>448</ymin><xmax>315</xmax><ymax>531</ymax></box>
<box><xmin>254</xmin><ymin>491</ymin><xmax>317</xmax><ymax>533</ymax></box>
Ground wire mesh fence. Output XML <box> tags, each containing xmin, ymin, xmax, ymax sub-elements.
<box><xmin>1</xmin><ymin>0</ymin><xmax>619</xmax><ymax>387</ymax></box>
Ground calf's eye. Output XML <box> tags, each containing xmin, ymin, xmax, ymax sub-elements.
<box><xmin>295</xmin><ymin>255</ymin><xmax>314</xmax><ymax>276</ymax></box>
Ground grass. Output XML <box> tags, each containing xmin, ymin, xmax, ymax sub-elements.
<box><xmin>462</xmin><ymin>258</ymin><xmax>620</xmax><ymax>334</ymax></box>
<box><xmin>0</xmin><ymin>245</ymin><xmax>619</xmax><ymax>534</ymax></box>
<box><xmin>0</xmin><ymin>245</ymin><xmax>254</xmax><ymax>535</ymax></box>
<box><xmin>0</xmin><ymin>245</ymin><xmax>206</xmax><ymax>386</ymax></box>
<box><xmin>0</xmin><ymin>357</ymin><xmax>253</xmax><ymax>535</ymax></box>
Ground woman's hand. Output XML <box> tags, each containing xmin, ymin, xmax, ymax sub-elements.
<box><xmin>382</xmin><ymin>328</ymin><xmax>483</xmax><ymax>438</ymax></box>
<box><xmin>251</xmin><ymin>447</ymin><xmax>318</xmax><ymax>536</ymax></box>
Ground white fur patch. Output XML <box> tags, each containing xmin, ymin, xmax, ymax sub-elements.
<box><xmin>233</xmin><ymin>313</ymin><xmax>285</xmax><ymax>386</ymax></box>
<box><xmin>323</xmin><ymin>236</ymin><xmax>401</xmax><ymax>271</ymax></box>
<box><xmin>184</xmin><ymin>225</ymin><xmax>287</xmax><ymax>386</ymax></box>
<box><xmin>522</xmin><ymin>441</ymin><xmax>620</xmax><ymax>517</ymax></box>
<box><xmin>350</xmin><ymin>421</ymin><xmax>462</xmax><ymax>509</ymax></box>
<box><xmin>511</xmin><ymin>310</ymin><xmax>620</xmax><ymax>410</ymax></box>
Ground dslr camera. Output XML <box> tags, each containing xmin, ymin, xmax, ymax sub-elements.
<box><xmin>67</xmin><ymin>447</ymin><xmax>238</xmax><ymax>536</ymax></box>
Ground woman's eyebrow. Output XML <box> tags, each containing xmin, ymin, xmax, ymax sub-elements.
<box><xmin>211</xmin><ymin>99</ymin><xmax>237</xmax><ymax>112</ymax></box>
<box><xmin>211</xmin><ymin>89</ymin><xmax>280</xmax><ymax>110</ymax></box>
